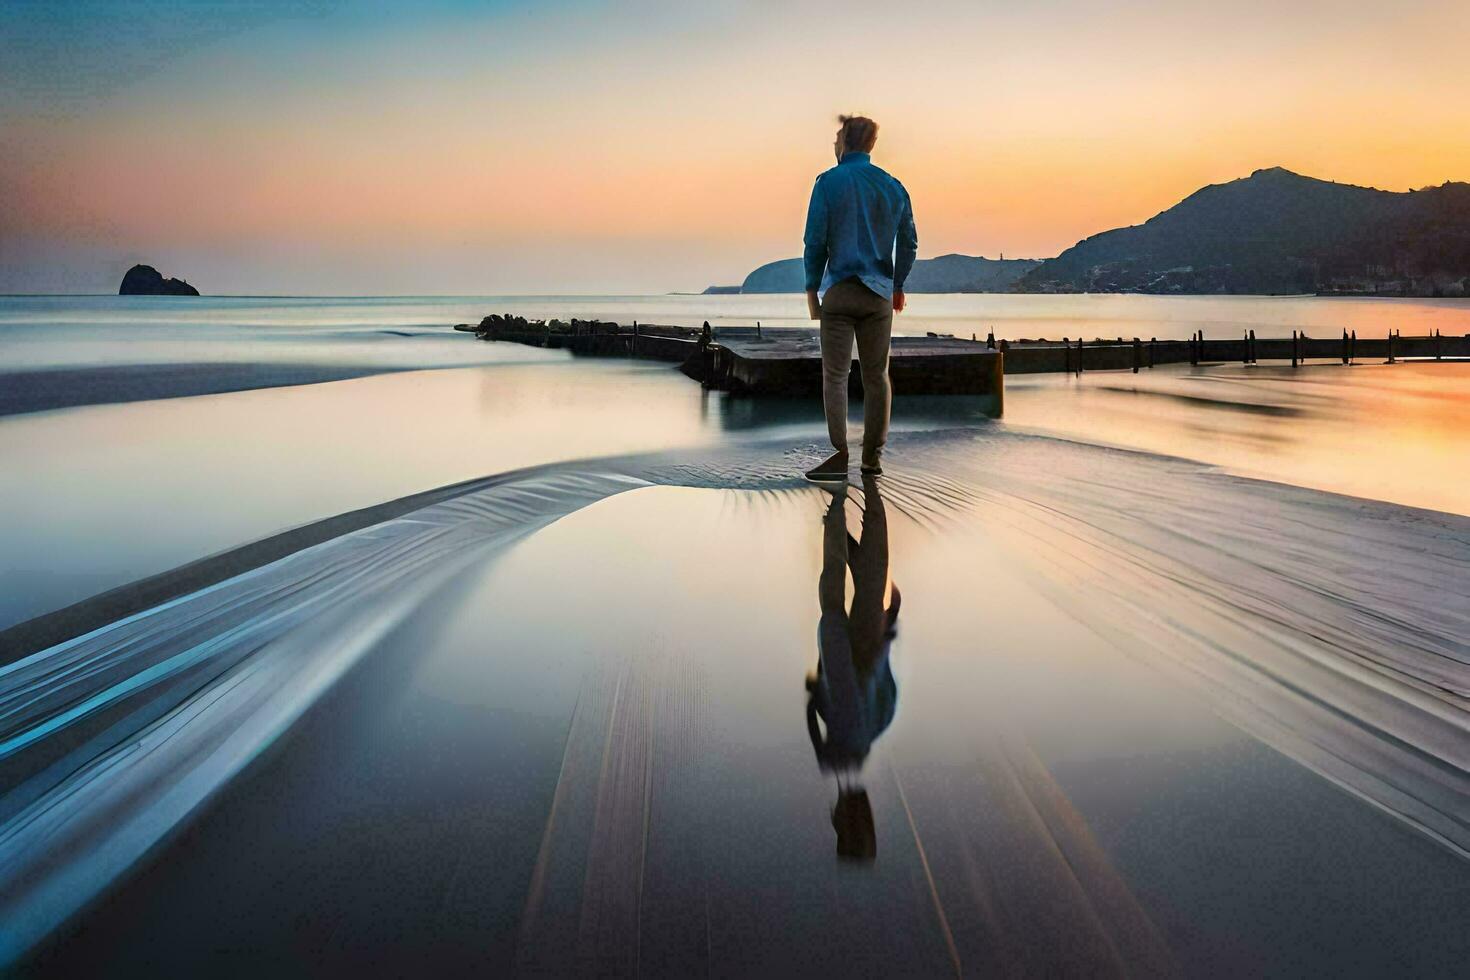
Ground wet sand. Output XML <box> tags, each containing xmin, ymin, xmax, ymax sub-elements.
<box><xmin>6</xmin><ymin>430</ymin><xmax>1467</xmax><ymax>975</ymax></box>
<box><xmin>0</xmin><ymin>363</ymin><xmax>426</xmax><ymax>417</ymax></box>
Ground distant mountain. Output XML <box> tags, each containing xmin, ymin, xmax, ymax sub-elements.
<box><xmin>905</xmin><ymin>254</ymin><xmax>1043</xmax><ymax>292</ymax></box>
<box><xmin>738</xmin><ymin>259</ymin><xmax>804</xmax><ymax>292</ymax></box>
<box><xmin>119</xmin><ymin>264</ymin><xmax>199</xmax><ymax>296</ymax></box>
<box><xmin>740</xmin><ymin>254</ymin><xmax>1041</xmax><ymax>293</ymax></box>
<box><xmin>701</xmin><ymin>285</ymin><xmax>742</xmax><ymax>295</ymax></box>
<box><xmin>1018</xmin><ymin>167</ymin><xmax>1470</xmax><ymax>296</ymax></box>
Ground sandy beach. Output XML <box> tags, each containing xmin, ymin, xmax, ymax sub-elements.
<box><xmin>6</xmin><ymin>430</ymin><xmax>1468</xmax><ymax>974</ymax></box>
<box><xmin>1</xmin><ymin>296</ymin><xmax>1467</xmax><ymax>974</ymax></box>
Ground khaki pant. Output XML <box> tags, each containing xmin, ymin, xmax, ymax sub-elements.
<box><xmin>818</xmin><ymin>278</ymin><xmax>892</xmax><ymax>466</ymax></box>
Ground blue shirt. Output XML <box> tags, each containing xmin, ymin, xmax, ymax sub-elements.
<box><xmin>803</xmin><ymin>152</ymin><xmax>918</xmax><ymax>299</ymax></box>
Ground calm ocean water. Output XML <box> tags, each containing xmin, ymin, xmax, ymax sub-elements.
<box><xmin>4</xmin><ymin>292</ymin><xmax>1470</xmax><ymax>370</ymax></box>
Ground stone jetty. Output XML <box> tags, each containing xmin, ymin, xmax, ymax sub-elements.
<box><xmin>465</xmin><ymin>313</ymin><xmax>1470</xmax><ymax>414</ymax></box>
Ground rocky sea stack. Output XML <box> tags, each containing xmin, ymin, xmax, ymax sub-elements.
<box><xmin>119</xmin><ymin>264</ymin><xmax>200</xmax><ymax>296</ymax></box>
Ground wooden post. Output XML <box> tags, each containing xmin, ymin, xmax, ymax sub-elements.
<box><xmin>1387</xmin><ymin>329</ymin><xmax>1395</xmax><ymax>364</ymax></box>
<box><xmin>1436</xmin><ymin>328</ymin><xmax>1443</xmax><ymax>360</ymax></box>
<box><xmin>756</xmin><ymin>320</ymin><xmax>762</xmax><ymax>338</ymax></box>
<box><xmin>1132</xmin><ymin>337</ymin><xmax>1141</xmax><ymax>373</ymax></box>
<box><xmin>1063</xmin><ymin>337</ymin><xmax>1070</xmax><ymax>373</ymax></box>
<box><xmin>1350</xmin><ymin>329</ymin><xmax>1357</xmax><ymax>364</ymax></box>
<box><xmin>1291</xmin><ymin>330</ymin><xmax>1298</xmax><ymax>368</ymax></box>
<box><xmin>1190</xmin><ymin>330</ymin><xmax>1198</xmax><ymax>366</ymax></box>
<box><xmin>1077</xmin><ymin>336</ymin><xmax>1083</xmax><ymax>375</ymax></box>
<box><xmin>1341</xmin><ymin>329</ymin><xmax>1349</xmax><ymax>365</ymax></box>
<box><xmin>987</xmin><ymin>329</ymin><xmax>996</xmax><ymax>349</ymax></box>
<box><xmin>1149</xmin><ymin>337</ymin><xmax>1156</xmax><ymax>368</ymax></box>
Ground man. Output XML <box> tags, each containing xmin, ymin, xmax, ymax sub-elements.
<box><xmin>801</xmin><ymin>114</ymin><xmax>918</xmax><ymax>482</ymax></box>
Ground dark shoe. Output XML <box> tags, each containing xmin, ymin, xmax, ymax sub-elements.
<box><xmin>804</xmin><ymin>451</ymin><xmax>849</xmax><ymax>483</ymax></box>
<box><xmin>859</xmin><ymin>460</ymin><xmax>883</xmax><ymax>476</ymax></box>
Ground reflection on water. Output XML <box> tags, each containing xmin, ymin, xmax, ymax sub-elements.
<box><xmin>1005</xmin><ymin>362</ymin><xmax>1470</xmax><ymax>515</ymax></box>
<box><xmin>8</xmin><ymin>439</ymin><xmax>1468</xmax><ymax>975</ymax></box>
<box><xmin>806</xmin><ymin>478</ymin><xmax>900</xmax><ymax>861</ymax></box>
<box><xmin>0</xmin><ymin>362</ymin><xmax>718</xmax><ymax>628</ymax></box>
<box><xmin>718</xmin><ymin>392</ymin><xmax>999</xmax><ymax>433</ymax></box>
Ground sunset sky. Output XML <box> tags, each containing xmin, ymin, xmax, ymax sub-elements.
<box><xmin>3</xmin><ymin>0</ymin><xmax>1468</xmax><ymax>294</ymax></box>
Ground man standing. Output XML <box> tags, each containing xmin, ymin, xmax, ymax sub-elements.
<box><xmin>802</xmin><ymin>114</ymin><xmax>917</xmax><ymax>482</ymax></box>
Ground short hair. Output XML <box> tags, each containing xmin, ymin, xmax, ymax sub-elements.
<box><xmin>837</xmin><ymin>114</ymin><xmax>879</xmax><ymax>153</ymax></box>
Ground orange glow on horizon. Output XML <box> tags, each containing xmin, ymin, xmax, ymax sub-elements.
<box><xmin>5</xmin><ymin>0</ymin><xmax>1470</xmax><ymax>291</ymax></box>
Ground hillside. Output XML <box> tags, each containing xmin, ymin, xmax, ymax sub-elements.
<box><xmin>738</xmin><ymin>254</ymin><xmax>1040</xmax><ymax>293</ymax></box>
<box><xmin>1018</xmin><ymin>168</ymin><xmax>1470</xmax><ymax>295</ymax></box>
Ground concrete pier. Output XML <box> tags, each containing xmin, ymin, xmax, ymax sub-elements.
<box><xmin>466</xmin><ymin>314</ymin><xmax>1470</xmax><ymax>414</ymax></box>
<box><xmin>470</xmin><ymin>317</ymin><xmax>1004</xmax><ymax>399</ymax></box>
<box><xmin>686</xmin><ymin>327</ymin><xmax>1003</xmax><ymax>397</ymax></box>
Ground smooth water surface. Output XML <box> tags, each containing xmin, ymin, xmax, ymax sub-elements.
<box><xmin>1007</xmin><ymin>362</ymin><xmax>1470</xmax><ymax>515</ymax></box>
<box><xmin>4</xmin><ymin>294</ymin><xmax>1470</xmax><ymax>366</ymax></box>
<box><xmin>15</xmin><ymin>471</ymin><xmax>1468</xmax><ymax>975</ymax></box>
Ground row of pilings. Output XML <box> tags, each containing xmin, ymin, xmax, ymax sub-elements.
<box><xmin>461</xmin><ymin>315</ymin><xmax>1469</xmax><ymax>377</ymax></box>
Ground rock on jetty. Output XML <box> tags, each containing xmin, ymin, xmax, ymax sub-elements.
<box><xmin>119</xmin><ymin>264</ymin><xmax>200</xmax><ymax>296</ymax></box>
<box><xmin>470</xmin><ymin>314</ymin><xmax>704</xmax><ymax>361</ymax></box>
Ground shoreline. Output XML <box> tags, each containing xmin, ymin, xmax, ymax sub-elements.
<box><xmin>0</xmin><ymin>362</ymin><xmax>433</xmax><ymax>417</ymax></box>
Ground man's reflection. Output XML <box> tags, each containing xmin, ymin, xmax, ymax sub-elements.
<box><xmin>805</xmin><ymin>475</ymin><xmax>901</xmax><ymax>861</ymax></box>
